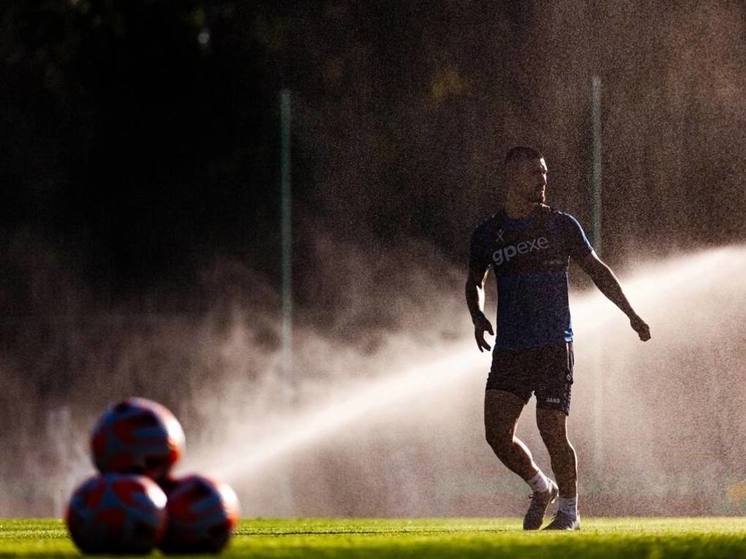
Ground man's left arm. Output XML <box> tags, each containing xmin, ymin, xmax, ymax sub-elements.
<box><xmin>577</xmin><ymin>251</ymin><xmax>651</xmax><ymax>341</ymax></box>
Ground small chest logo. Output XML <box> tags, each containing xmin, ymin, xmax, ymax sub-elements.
<box><xmin>492</xmin><ymin>237</ymin><xmax>549</xmax><ymax>266</ymax></box>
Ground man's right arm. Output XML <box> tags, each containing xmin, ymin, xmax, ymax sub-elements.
<box><xmin>465</xmin><ymin>262</ymin><xmax>494</xmax><ymax>352</ymax></box>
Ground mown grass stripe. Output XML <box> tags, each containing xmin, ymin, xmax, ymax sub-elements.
<box><xmin>0</xmin><ymin>517</ymin><xmax>743</xmax><ymax>558</ymax></box>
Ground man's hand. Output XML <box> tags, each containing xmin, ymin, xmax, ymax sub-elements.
<box><xmin>473</xmin><ymin>312</ymin><xmax>494</xmax><ymax>352</ymax></box>
<box><xmin>630</xmin><ymin>314</ymin><xmax>651</xmax><ymax>341</ymax></box>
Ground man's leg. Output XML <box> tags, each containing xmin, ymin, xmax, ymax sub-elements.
<box><xmin>537</xmin><ymin>407</ymin><xmax>579</xmax><ymax>529</ymax></box>
<box><xmin>536</xmin><ymin>408</ymin><xmax>577</xmax><ymax>497</ymax></box>
<box><xmin>484</xmin><ymin>389</ymin><xmax>538</xmax><ymax>479</ymax></box>
<box><xmin>484</xmin><ymin>389</ymin><xmax>558</xmax><ymax>529</ymax></box>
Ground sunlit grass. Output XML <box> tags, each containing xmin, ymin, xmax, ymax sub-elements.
<box><xmin>1</xmin><ymin>517</ymin><xmax>745</xmax><ymax>558</ymax></box>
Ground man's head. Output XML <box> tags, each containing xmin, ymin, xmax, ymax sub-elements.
<box><xmin>504</xmin><ymin>146</ymin><xmax>547</xmax><ymax>205</ymax></box>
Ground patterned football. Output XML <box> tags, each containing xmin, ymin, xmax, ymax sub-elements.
<box><xmin>65</xmin><ymin>473</ymin><xmax>167</xmax><ymax>554</ymax></box>
<box><xmin>159</xmin><ymin>474</ymin><xmax>240</xmax><ymax>553</ymax></box>
<box><xmin>91</xmin><ymin>397</ymin><xmax>185</xmax><ymax>481</ymax></box>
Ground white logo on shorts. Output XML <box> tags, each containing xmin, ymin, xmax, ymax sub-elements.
<box><xmin>545</xmin><ymin>397</ymin><xmax>561</xmax><ymax>404</ymax></box>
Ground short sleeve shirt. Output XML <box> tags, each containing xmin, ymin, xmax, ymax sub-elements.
<box><xmin>469</xmin><ymin>206</ymin><xmax>593</xmax><ymax>349</ymax></box>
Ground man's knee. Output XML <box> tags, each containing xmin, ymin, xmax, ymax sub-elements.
<box><xmin>484</xmin><ymin>389</ymin><xmax>524</xmax><ymax>451</ymax></box>
<box><xmin>485</xmin><ymin>427</ymin><xmax>514</xmax><ymax>456</ymax></box>
<box><xmin>542</xmin><ymin>434</ymin><xmax>574</xmax><ymax>460</ymax></box>
<box><xmin>536</xmin><ymin>408</ymin><xmax>573</xmax><ymax>457</ymax></box>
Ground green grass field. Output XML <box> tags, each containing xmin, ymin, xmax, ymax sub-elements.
<box><xmin>1</xmin><ymin>518</ymin><xmax>745</xmax><ymax>558</ymax></box>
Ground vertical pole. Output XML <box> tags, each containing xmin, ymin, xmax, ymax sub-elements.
<box><xmin>278</xmin><ymin>90</ymin><xmax>296</xmax><ymax>512</ymax></box>
<box><xmin>591</xmin><ymin>75</ymin><xmax>603</xmax><ymax>469</ymax></box>
<box><xmin>280</xmin><ymin>89</ymin><xmax>293</xmax><ymax>387</ymax></box>
<box><xmin>591</xmin><ymin>76</ymin><xmax>603</xmax><ymax>255</ymax></box>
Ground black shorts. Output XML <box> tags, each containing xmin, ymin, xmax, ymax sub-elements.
<box><xmin>486</xmin><ymin>342</ymin><xmax>574</xmax><ymax>415</ymax></box>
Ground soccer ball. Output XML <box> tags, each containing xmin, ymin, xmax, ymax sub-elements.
<box><xmin>91</xmin><ymin>397</ymin><xmax>185</xmax><ymax>481</ymax></box>
<box><xmin>159</xmin><ymin>474</ymin><xmax>240</xmax><ymax>553</ymax></box>
<box><xmin>65</xmin><ymin>473</ymin><xmax>167</xmax><ymax>554</ymax></box>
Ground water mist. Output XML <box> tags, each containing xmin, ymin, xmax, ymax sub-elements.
<box><xmin>189</xmin><ymin>246</ymin><xmax>746</xmax><ymax>517</ymax></box>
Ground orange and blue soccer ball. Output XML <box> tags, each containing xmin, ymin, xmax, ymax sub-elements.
<box><xmin>91</xmin><ymin>397</ymin><xmax>185</xmax><ymax>482</ymax></box>
<box><xmin>159</xmin><ymin>474</ymin><xmax>240</xmax><ymax>553</ymax></box>
<box><xmin>65</xmin><ymin>473</ymin><xmax>167</xmax><ymax>554</ymax></box>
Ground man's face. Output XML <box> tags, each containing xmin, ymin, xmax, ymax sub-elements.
<box><xmin>508</xmin><ymin>157</ymin><xmax>547</xmax><ymax>204</ymax></box>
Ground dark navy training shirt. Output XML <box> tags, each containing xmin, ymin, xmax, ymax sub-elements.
<box><xmin>469</xmin><ymin>205</ymin><xmax>593</xmax><ymax>349</ymax></box>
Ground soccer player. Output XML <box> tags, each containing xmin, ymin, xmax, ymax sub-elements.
<box><xmin>465</xmin><ymin>146</ymin><xmax>650</xmax><ymax>530</ymax></box>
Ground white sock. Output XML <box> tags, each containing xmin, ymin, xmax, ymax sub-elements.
<box><xmin>558</xmin><ymin>496</ymin><xmax>578</xmax><ymax>518</ymax></box>
<box><xmin>526</xmin><ymin>471</ymin><xmax>550</xmax><ymax>493</ymax></box>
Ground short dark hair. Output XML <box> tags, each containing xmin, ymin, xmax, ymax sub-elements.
<box><xmin>504</xmin><ymin>146</ymin><xmax>543</xmax><ymax>166</ymax></box>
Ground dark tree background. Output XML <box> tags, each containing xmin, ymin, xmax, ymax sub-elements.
<box><xmin>0</xmin><ymin>0</ymin><xmax>744</xmax><ymax>304</ymax></box>
<box><xmin>2</xmin><ymin>1</ymin><xmax>288</xmax><ymax>296</ymax></box>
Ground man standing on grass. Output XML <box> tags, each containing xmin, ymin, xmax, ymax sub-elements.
<box><xmin>465</xmin><ymin>146</ymin><xmax>650</xmax><ymax>530</ymax></box>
